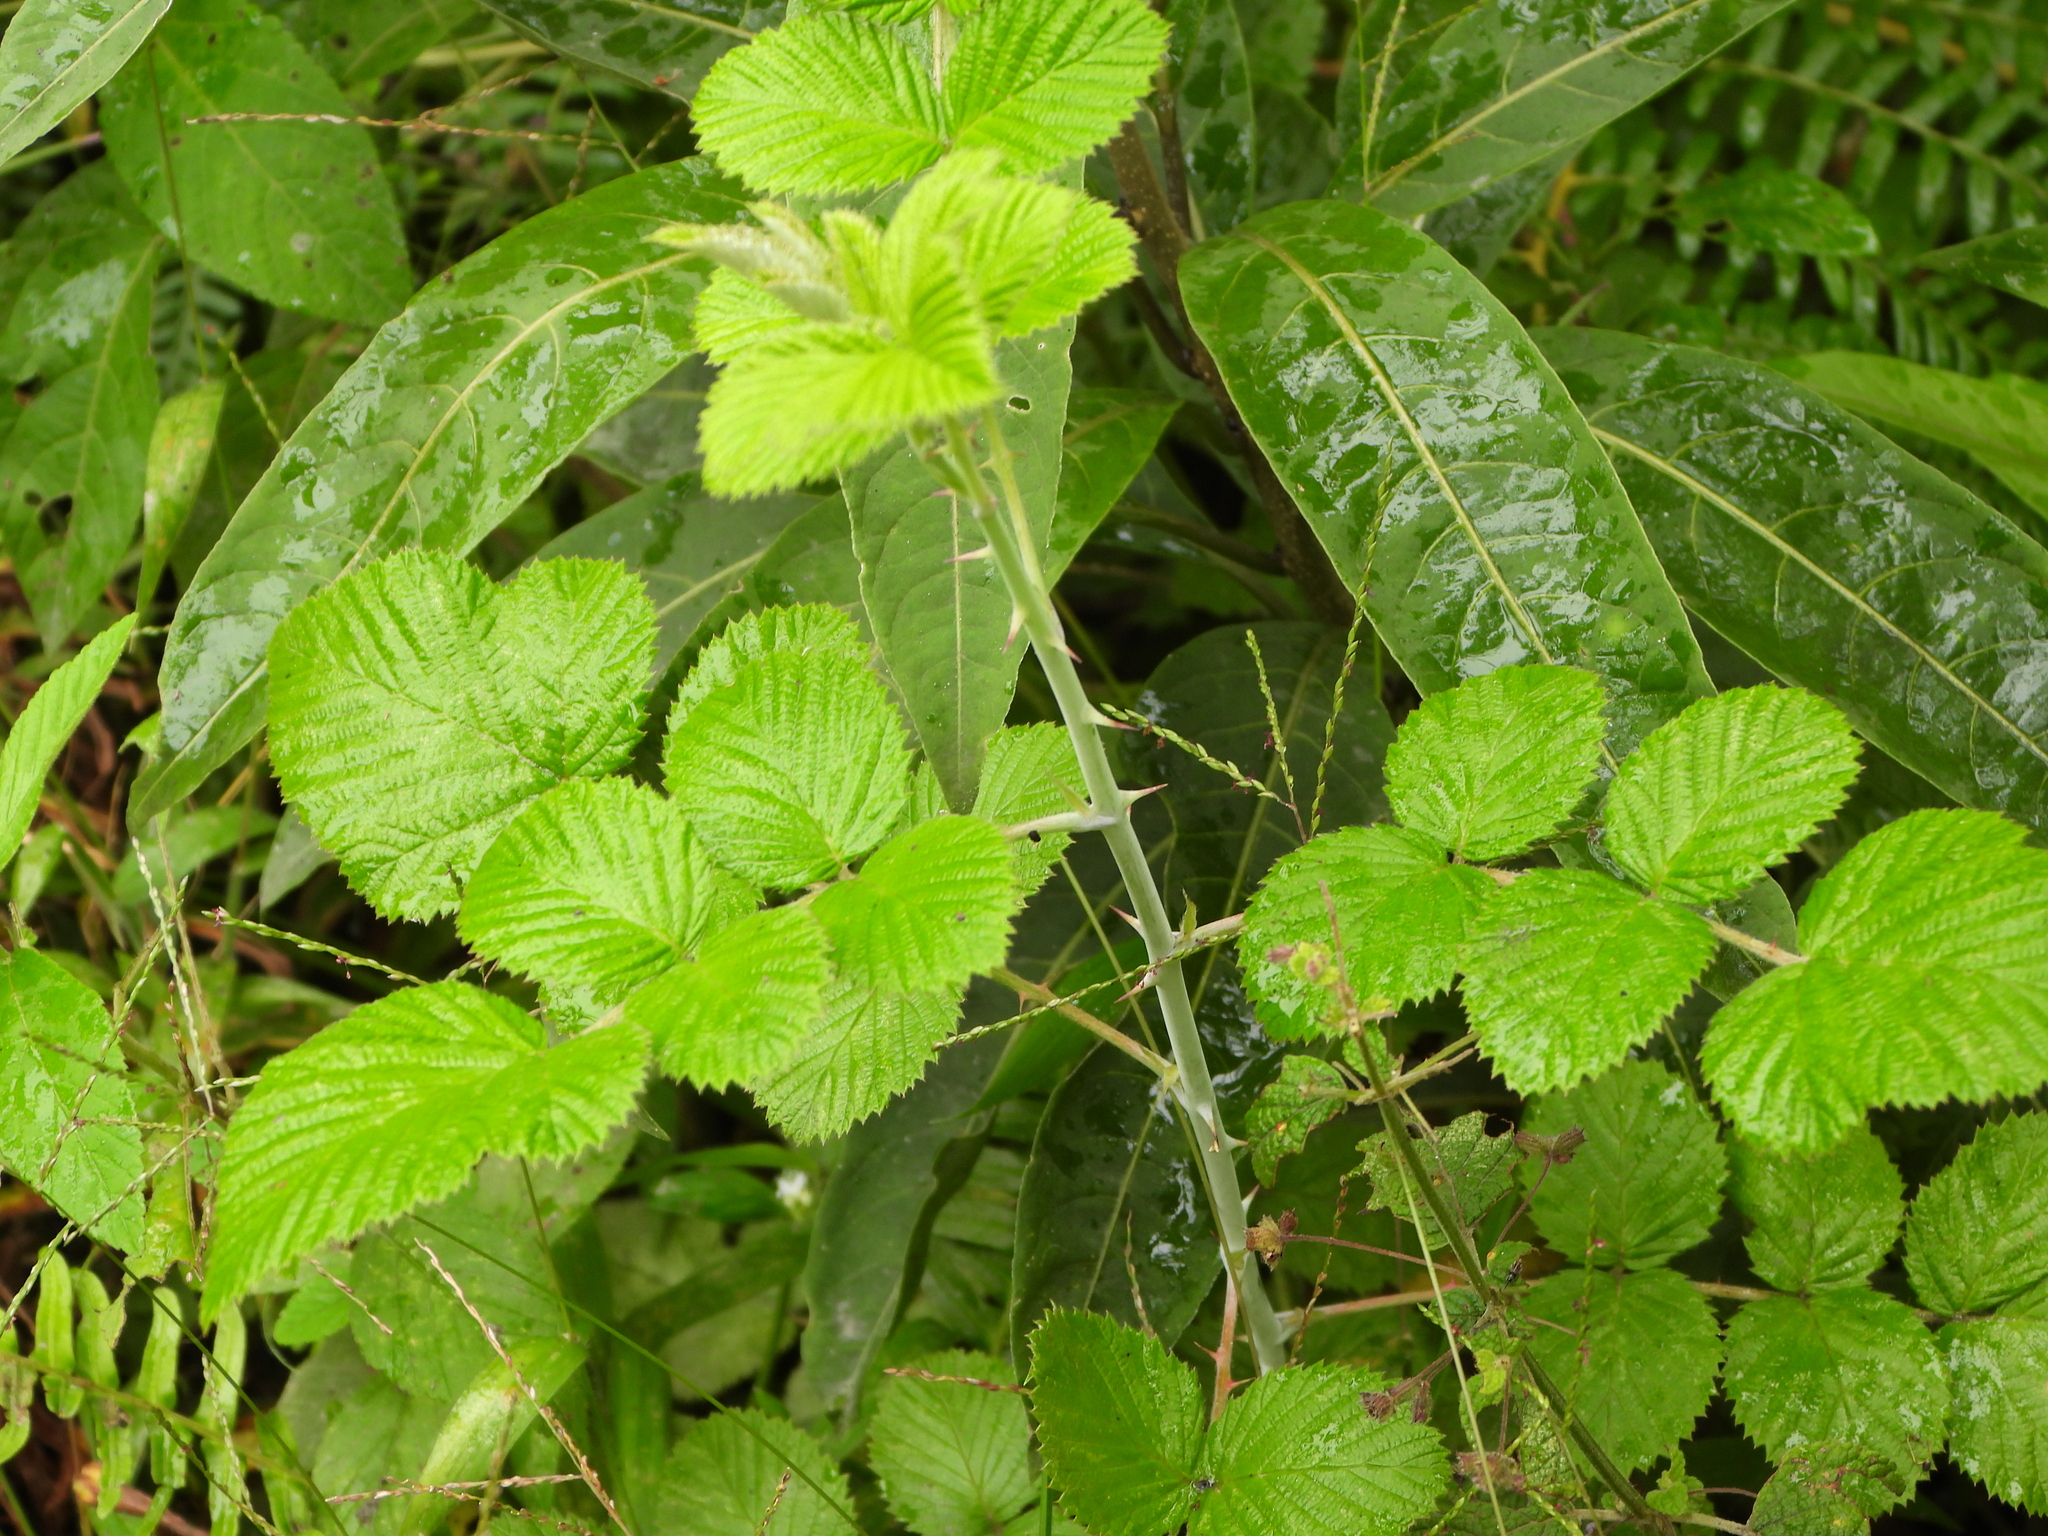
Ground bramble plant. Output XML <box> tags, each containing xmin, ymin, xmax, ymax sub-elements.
<box><xmin>12</xmin><ymin>0</ymin><xmax>2048</xmax><ymax>1533</ymax></box>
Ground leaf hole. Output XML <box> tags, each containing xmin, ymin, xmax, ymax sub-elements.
<box><xmin>37</xmin><ymin>494</ymin><xmax>72</xmax><ymax>537</ymax></box>
<box><xmin>1007</xmin><ymin>395</ymin><xmax>1030</xmax><ymax>412</ymax></box>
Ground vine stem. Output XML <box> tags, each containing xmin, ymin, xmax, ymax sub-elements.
<box><xmin>937</xmin><ymin>407</ymin><xmax>1289</xmax><ymax>1375</ymax></box>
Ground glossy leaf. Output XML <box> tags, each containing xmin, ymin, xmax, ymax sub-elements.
<box><xmin>141</xmin><ymin>159</ymin><xmax>744</xmax><ymax>824</ymax></box>
<box><xmin>0</xmin><ymin>0</ymin><xmax>171</xmax><ymax>169</ymax></box>
<box><xmin>1524</xmin><ymin>1060</ymin><xmax>1728</xmax><ymax>1268</ymax></box>
<box><xmin>1049</xmin><ymin>388</ymin><xmax>1179</xmax><ymax>571</ymax></box>
<box><xmin>478</xmin><ymin>0</ymin><xmax>779</xmax><ymax>102</ymax></box>
<box><xmin>0</xmin><ymin>617</ymin><xmax>136</xmax><ymax>881</ymax></box>
<box><xmin>1904</xmin><ymin>1112</ymin><xmax>2048</xmax><ymax>1317</ymax></box>
<box><xmin>1537</xmin><ymin>327</ymin><xmax>2048</xmax><ymax>834</ymax></box>
<box><xmin>1183</xmin><ymin>201</ymin><xmax>1711</xmax><ymax>754</ymax></box>
<box><xmin>629</xmin><ymin>905</ymin><xmax>832</xmax><ymax>1089</ymax></box>
<box><xmin>279</xmin><ymin>0</ymin><xmax>473</xmax><ymax>92</ymax></box>
<box><xmin>870</xmin><ymin>1350</ymin><xmax>1034</xmax><ymax>1536</ymax></box>
<box><xmin>205</xmin><ymin>982</ymin><xmax>648</xmax><ymax>1308</ymax></box>
<box><xmin>1942</xmin><ymin>1316</ymin><xmax>2048</xmax><ymax>1514</ymax></box>
<box><xmin>1673</xmin><ymin>162</ymin><xmax>1879</xmax><ymax>256</ymax></box>
<box><xmin>1167</xmin><ymin>0</ymin><xmax>1257</xmax><ymax>236</ymax></box>
<box><xmin>1362</xmin><ymin>0</ymin><xmax>1797</xmax><ymax>218</ymax></box>
<box><xmin>268</xmin><ymin>552</ymin><xmax>653</xmax><ymax>921</ymax></box>
<box><xmin>99</xmin><ymin>0</ymin><xmax>411</xmax><ymax>325</ymax></box>
<box><xmin>1730</xmin><ymin>1127</ymin><xmax>1904</xmax><ymax>1294</ymax></box>
<box><xmin>1920</xmin><ymin>225</ymin><xmax>2048</xmax><ymax>309</ymax></box>
<box><xmin>812</xmin><ymin>815</ymin><xmax>1016</xmax><ymax>994</ymax></box>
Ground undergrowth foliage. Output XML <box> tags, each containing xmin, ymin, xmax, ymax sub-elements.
<box><xmin>12</xmin><ymin>0</ymin><xmax>2048</xmax><ymax>1533</ymax></box>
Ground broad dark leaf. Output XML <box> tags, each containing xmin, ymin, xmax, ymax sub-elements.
<box><xmin>1920</xmin><ymin>226</ymin><xmax>2048</xmax><ymax>310</ymax></box>
<box><xmin>1167</xmin><ymin>0</ymin><xmax>1256</xmax><ymax>235</ymax></box>
<box><xmin>1050</xmin><ymin>388</ymin><xmax>1178</xmax><ymax>572</ymax></box>
<box><xmin>476</xmin><ymin>0</ymin><xmax>781</xmax><ymax>102</ymax></box>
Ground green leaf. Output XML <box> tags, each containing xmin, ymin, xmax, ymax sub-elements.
<box><xmin>1361</xmin><ymin>0</ymin><xmax>1796</xmax><ymax>218</ymax></box>
<box><xmin>1904</xmin><ymin>1112</ymin><xmax>2048</xmax><ymax>1317</ymax></box>
<box><xmin>628</xmin><ymin>906</ymin><xmax>832</xmax><ymax>1089</ymax></box>
<box><xmin>269</xmin><ymin>551</ymin><xmax>653</xmax><ymax>921</ymax></box>
<box><xmin>138</xmin><ymin>380</ymin><xmax>227</xmax><ymax>613</ymax></box>
<box><xmin>675</xmin><ymin>601</ymin><xmax>873</xmax><ymax>722</ymax></box>
<box><xmin>1672</xmin><ymin>162</ymin><xmax>1879</xmax><ymax>257</ymax></box>
<box><xmin>1030</xmin><ymin>1310</ymin><xmax>1204</xmax><ymax>1536</ymax></box>
<box><xmin>1525</xmin><ymin>1060</ymin><xmax>1727</xmax><ymax>1268</ymax></box>
<box><xmin>1724</xmin><ymin>1289</ymin><xmax>1948</xmax><ymax>1492</ymax></box>
<box><xmin>971</xmin><ymin>722</ymin><xmax>1084</xmax><ymax>892</ymax></box>
<box><xmin>1942</xmin><ymin>1315</ymin><xmax>2048</xmax><ymax>1514</ymax></box>
<box><xmin>1522</xmin><ymin>1267</ymin><xmax>1723</xmax><ymax>1474</ymax></box>
<box><xmin>459</xmin><ymin>779</ymin><xmax>741</xmax><ymax>1009</ymax></box>
<box><xmin>476</xmin><ymin>0</ymin><xmax>776</xmax><ymax>102</ymax></box>
<box><xmin>140</xmin><ymin>159</ymin><xmax>743</xmax><ymax>825</ymax></box>
<box><xmin>813</xmin><ymin>815</ymin><xmax>1016</xmax><ymax>994</ymax></box>
<box><xmin>1384</xmin><ymin>664</ymin><xmax>1609</xmax><ymax>861</ymax></box>
<box><xmin>99</xmin><ymin>0</ymin><xmax>411</xmax><ymax>326</ymax></box>
<box><xmin>1166</xmin><ymin>0</ymin><xmax>1257</xmax><ymax>235</ymax></box>
<box><xmin>1920</xmin><ymin>226</ymin><xmax>2048</xmax><ymax>309</ymax></box>
<box><xmin>1462</xmin><ymin>870</ymin><xmax>1717</xmax><ymax>1093</ymax></box>
<box><xmin>1242</xmin><ymin>825</ymin><xmax>1490</xmax><ymax>1035</ymax></box>
<box><xmin>279</xmin><ymin>0</ymin><xmax>472</xmax><ymax>93</ymax></box>
<box><xmin>1182</xmin><ymin>201</ymin><xmax>1711</xmax><ymax>755</ymax></box>
<box><xmin>1359</xmin><ymin>1111</ymin><xmax>1521</xmax><ymax>1250</ymax></box>
<box><xmin>663</xmin><ymin>628</ymin><xmax>910</xmax><ymax>888</ymax></box>
<box><xmin>1777</xmin><ymin>351</ymin><xmax>2048</xmax><ymax>523</ymax></box>
<box><xmin>1749</xmin><ymin>1451</ymin><xmax>1882</xmax><ymax>1536</ymax></box>
<box><xmin>871</xmin><ymin>1350</ymin><xmax>1034</xmax><ymax>1536</ymax></box>
<box><xmin>1537</xmin><ymin>327</ymin><xmax>2048</xmax><ymax>835</ymax></box>
<box><xmin>1191</xmin><ymin>1363</ymin><xmax>1445</xmax><ymax>1534</ymax></box>
<box><xmin>0</xmin><ymin>617</ymin><xmax>135</xmax><ymax>881</ymax></box>
<box><xmin>531</xmin><ymin>473</ymin><xmax>818</xmax><ymax>676</ymax></box>
<box><xmin>753</xmin><ymin>982</ymin><xmax>961</xmax><ymax>1142</ymax></box>
<box><xmin>1703</xmin><ymin>810</ymin><xmax>2048</xmax><ymax>1151</ymax></box>
<box><xmin>1245</xmin><ymin>1055</ymin><xmax>1348</xmax><ymax>1184</ymax></box>
<box><xmin>205</xmin><ymin>982</ymin><xmax>647</xmax><ymax>1308</ymax></box>
<box><xmin>1049</xmin><ymin>389</ymin><xmax>1179</xmax><ymax>572</ymax></box>
<box><xmin>1730</xmin><ymin>1127</ymin><xmax>1903</xmax><ymax>1294</ymax></box>
<box><xmin>398</xmin><ymin>1339</ymin><xmax>585</xmax><ymax>1536</ymax></box>
<box><xmin>0</xmin><ymin>163</ymin><xmax>162</xmax><ymax>648</ymax></box>
<box><xmin>0</xmin><ymin>0</ymin><xmax>171</xmax><ymax>169</ymax></box>
<box><xmin>659</xmin><ymin>1408</ymin><xmax>856</xmax><ymax>1536</ymax></box>
<box><xmin>846</xmin><ymin>337</ymin><xmax>1070</xmax><ymax>811</ymax></box>
<box><xmin>1606</xmin><ymin>686</ymin><xmax>1860</xmax><ymax>904</ymax></box>
<box><xmin>0</xmin><ymin>948</ymin><xmax>143</xmax><ymax>1252</ymax></box>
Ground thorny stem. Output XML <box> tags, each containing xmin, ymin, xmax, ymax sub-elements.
<box><xmin>939</xmin><ymin>408</ymin><xmax>1290</xmax><ymax>1375</ymax></box>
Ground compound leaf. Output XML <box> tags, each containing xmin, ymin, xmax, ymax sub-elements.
<box><xmin>205</xmin><ymin>983</ymin><xmax>648</xmax><ymax>1309</ymax></box>
<box><xmin>1704</xmin><ymin>811</ymin><xmax>2048</xmax><ymax>1152</ymax></box>
<box><xmin>100</xmin><ymin>0</ymin><xmax>411</xmax><ymax>326</ymax></box>
<box><xmin>1384</xmin><ymin>664</ymin><xmax>1608</xmax><ymax>861</ymax></box>
<box><xmin>1462</xmin><ymin>870</ymin><xmax>1717</xmax><ymax>1094</ymax></box>
<box><xmin>140</xmin><ymin>159</ymin><xmax>742</xmax><ymax>824</ymax></box>
<box><xmin>629</xmin><ymin>905</ymin><xmax>832</xmax><ymax>1089</ymax></box>
<box><xmin>0</xmin><ymin>0</ymin><xmax>171</xmax><ymax>169</ymax></box>
<box><xmin>813</xmin><ymin>815</ymin><xmax>1016</xmax><ymax>995</ymax></box>
<box><xmin>1731</xmin><ymin>1127</ymin><xmax>1903</xmax><ymax>1294</ymax></box>
<box><xmin>870</xmin><ymin>1350</ymin><xmax>1034</xmax><ymax>1536</ymax></box>
<box><xmin>1905</xmin><ymin>1112</ymin><xmax>2048</xmax><ymax>1317</ymax></box>
<box><xmin>1030</xmin><ymin>1310</ymin><xmax>1203</xmax><ymax>1536</ymax></box>
<box><xmin>659</xmin><ymin>1408</ymin><xmax>855</xmax><ymax>1536</ymax></box>
<box><xmin>269</xmin><ymin>552</ymin><xmax>653</xmax><ymax>921</ymax></box>
<box><xmin>0</xmin><ymin>616</ymin><xmax>136</xmax><ymax>881</ymax></box>
<box><xmin>753</xmin><ymin>983</ymin><xmax>960</xmax><ymax>1142</ymax></box>
<box><xmin>1183</xmin><ymin>202</ymin><xmax>1710</xmax><ymax>755</ymax></box>
<box><xmin>1522</xmin><ymin>1267</ymin><xmax>1723</xmax><ymax>1474</ymax></box>
<box><xmin>1607</xmin><ymin>686</ymin><xmax>1862</xmax><ymax>905</ymax></box>
<box><xmin>1724</xmin><ymin>1290</ymin><xmax>1949</xmax><ymax>1493</ymax></box>
<box><xmin>1525</xmin><ymin>1060</ymin><xmax>1727</xmax><ymax>1269</ymax></box>
<box><xmin>1942</xmin><ymin>1315</ymin><xmax>2048</xmax><ymax>1515</ymax></box>
<box><xmin>1191</xmin><ymin>1363</ymin><xmax>1446</xmax><ymax>1534</ymax></box>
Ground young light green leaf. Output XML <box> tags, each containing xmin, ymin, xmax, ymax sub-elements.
<box><xmin>1523</xmin><ymin>1267</ymin><xmax>1723</xmax><ymax>1473</ymax></box>
<box><xmin>663</xmin><ymin>636</ymin><xmax>909</xmax><ymax>888</ymax></box>
<box><xmin>753</xmin><ymin>982</ymin><xmax>960</xmax><ymax>1142</ymax></box>
<box><xmin>459</xmin><ymin>779</ymin><xmax>743</xmax><ymax>1009</ymax></box>
<box><xmin>628</xmin><ymin>905</ymin><xmax>831</xmax><ymax>1089</ymax></box>
<box><xmin>812</xmin><ymin>815</ymin><xmax>1016</xmax><ymax>994</ymax></box>
<box><xmin>205</xmin><ymin>982</ymin><xmax>648</xmax><ymax>1309</ymax></box>
<box><xmin>1607</xmin><ymin>686</ymin><xmax>1861</xmax><ymax>904</ymax></box>
<box><xmin>1537</xmin><ymin>327</ymin><xmax>2048</xmax><ymax>836</ymax></box>
<box><xmin>0</xmin><ymin>616</ymin><xmax>135</xmax><ymax>880</ymax></box>
<box><xmin>1462</xmin><ymin>870</ymin><xmax>1717</xmax><ymax>1093</ymax></box>
<box><xmin>269</xmin><ymin>551</ymin><xmax>653</xmax><ymax>921</ymax></box>
<box><xmin>1245</xmin><ymin>1055</ymin><xmax>1349</xmax><ymax>1184</ymax></box>
<box><xmin>1242</xmin><ymin>826</ymin><xmax>1492</xmax><ymax>1035</ymax></box>
<box><xmin>1724</xmin><ymin>1290</ymin><xmax>1948</xmax><ymax>1493</ymax></box>
<box><xmin>871</xmin><ymin>1350</ymin><xmax>1035</xmax><ymax>1536</ymax></box>
<box><xmin>1904</xmin><ymin>1112</ymin><xmax>2048</xmax><ymax>1317</ymax></box>
<box><xmin>1731</xmin><ymin>1127</ymin><xmax>1903</xmax><ymax>1294</ymax></box>
<box><xmin>1525</xmin><ymin>1060</ymin><xmax>1728</xmax><ymax>1269</ymax></box>
<box><xmin>139</xmin><ymin>159</ymin><xmax>744</xmax><ymax>826</ymax></box>
<box><xmin>0</xmin><ymin>0</ymin><xmax>171</xmax><ymax>170</ymax></box>
<box><xmin>99</xmin><ymin>0</ymin><xmax>411</xmax><ymax>326</ymax></box>
<box><xmin>1704</xmin><ymin>811</ymin><xmax>2048</xmax><ymax>1151</ymax></box>
<box><xmin>1030</xmin><ymin>1310</ymin><xmax>1204</xmax><ymax>1536</ymax></box>
<box><xmin>1941</xmin><ymin>1316</ymin><xmax>2048</xmax><ymax>1514</ymax></box>
<box><xmin>972</xmin><ymin>722</ymin><xmax>1084</xmax><ymax>891</ymax></box>
<box><xmin>1672</xmin><ymin>163</ymin><xmax>1879</xmax><ymax>257</ymax></box>
<box><xmin>1384</xmin><ymin>664</ymin><xmax>1608</xmax><ymax>861</ymax></box>
<box><xmin>660</xmin><ymin>1407</ymin><xmax>856</xmax><ymax>1536</ymax></box>
<box><xmin>1183</xmin><ymin>202</ymin><xmax>1711</xmax><ymax>755</ymax></box>
<box><xmin>0</xmin><ymin>948</ymin><xmax>143</xmax><ymax>1252</ymax></box>
<box><xmin>476</xmin><ymin>0</ymin><xmax>774</xmax><ymax>103</ymax></box>
<box><xmin>1191</xmin><ymin>1363</ymin><xmax>1445</xmax><ymax>1534</ymax></box>
<box><xmin>675</xmin><ymin>602</ymin><xmax>873</xmax><ymax>725</ymax></box>
<box><xmin>1359</xmin><ymin>1112</ymin><xmax>1521</xmax><ymax>1250</ymax></box>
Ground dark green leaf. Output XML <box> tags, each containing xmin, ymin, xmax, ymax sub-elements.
<box><xmin>1537</xmin><ymin>326</ymin><xmax>2048</xmax><ymax>833</ymax></box>
<box><xmin>1730</xmin><ymin>1127</ymin><xmax>1903</xmax><ymax>1294</ymax></box>
<box><xmin>1904</xmin><ymin>1112</ymin><xmax>2048</xmax><ymax>1317</ymax></box>
<box><xmin>1167</xmin><ymin>0</ymin><xmax>1256</xmax><ymax>235</ymax></box>
<box><xmin>1941</xmin><ymin>1315</ymin><xmax>2048</xmax><ymax>1514</ymax></box>
<box><xmin>1050</xmin><ymin>388</ymin><xmax>1178</xmax><ymax>572</ymax></box>
<box><xmin>1245</xmin><ymin>1055</ymin><xmax>1348</xmax><ymax>1184</ymax></box>
<box><xmin>1183</xmin><ymin>201</ymin><xmax>1710</xmax><ymax>754</ymax></box>
<box><xmin>477</xmin><ymin>0</ymin><xmax>779</xmax><ymax>102</ymax></box>
<box><xmin>141</xmin><ymin>159</ymin><xmax>743</xmax><ymax>825</ymax></box>
<box><xmin>1919</xmin><ymin>225</ymin><xmax>2048</xmax><ymax>309</ymax></box>
<box><xmin>100</xmin><ymin>0</ymin><xmax>411</xmax><ymax>325</ymax></box>
<box><xmin>278</xmin><ymin>0</ymin><xmax>474</xmax><ymax>93</ymax></box>
<box><xmin>1673</xmin><ymin>162</ymin><xmax>1879</xmax><ymax>256</ymax></box>
<box><xmin>0</xmin><ymin>0</ymin><xmax>171</xmax><ymax>168</ymax></box>
<box><xmin>1359</xmin><ymin>1111</ymin><xmax>1521</xmax><ymax>1249</ymax></box>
